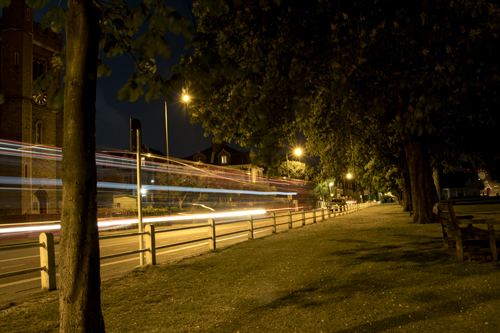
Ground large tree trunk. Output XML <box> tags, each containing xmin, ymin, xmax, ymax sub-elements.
<box><xmin>402</xmin><ymin>135</ymin><xmax>438</xmax><ymax>224</ymax></box>
<box><xmin>433</xmin><ymin>167</ymin><xmax>441</xmax><ymax>201</ymax></box>
<box><xmin>400</xmin><ymin>169</ymin><xmax>412</xmax><ymax>212</ymax></box>
<box><xmin>59</xmin><ymin>1</ymin><xmax>104</xmax><ymax>332</ymax></box>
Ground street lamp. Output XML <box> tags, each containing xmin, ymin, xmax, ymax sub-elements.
<box><xmin>286</xmin><ymin>148</ymin><xmax>302</xmax><ymax>178</ymax></box>
<box><xmin>329</xmin><ymin>182</ymin><xmax>333</xmax><ymax>198</ymax></box>
<box><xmin>346</xmin><ymin>173</ymin><xmax>353</xmax><ymax>198</ymax></box>
<box><xmin>164</xmin><ymin>93</ymin><xmax>190</xmax><ymax>211</ymax></box>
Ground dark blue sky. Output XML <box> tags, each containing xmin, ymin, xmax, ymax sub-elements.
<box><xmin>27</xmin><ymin>1</ymin><xmax>317</xmax><ymax>165</ymax></box>
<box><xmin>31</xmin><ymin>0</ymin><xmax>233</xmax><ymax>158</ymax></box>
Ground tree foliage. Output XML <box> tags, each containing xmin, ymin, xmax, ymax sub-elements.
<box><xmin>180</xmin><ymin>0</ymin><xmax>500</xmax><ymax>223</ymax></box>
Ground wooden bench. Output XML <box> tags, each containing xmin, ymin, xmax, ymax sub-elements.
<box><xmin>432</xmin><ymin>202</ymin><xmax>499</xmax><ymax>262</ymax></box>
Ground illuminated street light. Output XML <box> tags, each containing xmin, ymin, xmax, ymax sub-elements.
<box><xmin>346</xmin><ymin>173</ymin><xmax>352</xmax><ymax>179</ymax></box>
<box><xmin>165</xmin><ymin>94</ymin><xmax>191</xmax><ymax>212</ymax></box>
<box><xmin>286</xmin><ymin>148</ymin><xmax>303</xmax><ymax>179</ymax></box>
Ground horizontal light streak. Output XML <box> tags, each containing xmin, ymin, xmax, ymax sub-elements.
<box><xmin>0</xmin><ymin>209</ymin><xmax>267</xmax><ymax>234</ymax></box>
<box><xmin>0</xmin><ymin>177</ymin><xmax>297</xmax><ymax>196</ymax></box>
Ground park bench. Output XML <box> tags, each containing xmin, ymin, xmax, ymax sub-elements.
<box><xmin>432</xmin><ymin>202</ymin><xmax>499</xmax><ymax>262</ymax></box>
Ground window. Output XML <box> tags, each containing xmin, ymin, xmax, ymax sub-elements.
<box><xmin>33</xmin><ymin>58</ymin><xmax>45</xmax><ymax>81</ymax></box>
<box><xmin>24</xmin><ymin>164</ymin><xmax>28</xmax><ymax>179</ymax></box>
<box><xmin>221</xmin><ymin>155</ymin><xmax>227</xmax><ymax>164</ymax></box>
<box><xmin>14</xmin><ymin>52</ymin><xmax>19</xmax><ymax>66</ymax></box>
<box><xmin>35</xmin><ymin>121</ymin><xmax>43</xmax><ymax>144</ymax></box>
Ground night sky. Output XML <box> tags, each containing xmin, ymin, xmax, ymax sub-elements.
<box><xmin>16</xmin><ymin>1</ymin><xmax>318</xmax><ymax>165</ymax></box>
<box><xmin>30</xmin><ymin>0</ymin><xmax>239</xmax><ymax>159</ymax></box>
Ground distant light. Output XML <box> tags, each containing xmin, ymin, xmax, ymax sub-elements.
<box><xmin>346</xmin><ymin>173</ymin><xmax>352</xmax><ymax>179</ymax></box>
<box><xmin>294</xmin><ymin>148</ymin><xmax>302</xmax><ymax>156</ymax></box>
<box><xmin>141</xmin><ymin>188</ymin><xmax>147</xmax><ymax>194</ymax></box>
<box><xmin>182</xmin><ymin>94</ymin><xmax>190</xmax><ymax>102</ymax></box>
<box><xmin>151</xmin><ymin>180</ymin><xmax>155</xmax><ymax>183</ymax></box>
<box><xmin>329</xmin><ymin>182</ymin><xmax>333</xmax><ymax>186</ymax></box>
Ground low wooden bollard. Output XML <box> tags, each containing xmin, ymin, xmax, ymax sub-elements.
<box><xmin>39</xmin><ymin>232</ymin><xmax>56</xmax><ymax>291</ymax></box>
<box><xmin>208</xmin><ymin>219</ymin><xmax>216</xmax><ymax>250</ymax></box>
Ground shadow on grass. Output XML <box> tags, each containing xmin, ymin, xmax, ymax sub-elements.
<box><xmin>333</xmin><ymin>293</ymin><xmax>499</xmax><ymax>333</ymax></box>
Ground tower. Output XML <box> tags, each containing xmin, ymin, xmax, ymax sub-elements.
<box><xmin>0</xmin><ymin>2</ymin><xmax>63</xmax><ymax>216</ymax></box>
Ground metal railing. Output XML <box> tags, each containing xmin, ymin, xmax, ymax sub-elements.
<box><xmin>0</xmin><ymin>202</ymin><xmax>378</xmax><ymax>291</ymax></box>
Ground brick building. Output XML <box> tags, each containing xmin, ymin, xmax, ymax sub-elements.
<box><xmin>0</xmin><ymin>2</ymin><xmax>63</xmax><ymax>215</ymax></box>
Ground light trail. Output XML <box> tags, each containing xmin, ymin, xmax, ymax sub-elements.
<box><xmin>0</xmin><ymin>176</ymin><xmax>297</xmax><ymax>195</ymax></box>
<box><xmin>0</xmin><ymin>209</ymin><xmax>268</xmax><ymax>234</ymax></box>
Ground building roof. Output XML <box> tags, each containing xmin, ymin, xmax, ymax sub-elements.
<box><xmin>183</xmin><ymin>142</ymin><xmax>254</xmax><ymax>166</ymax></box>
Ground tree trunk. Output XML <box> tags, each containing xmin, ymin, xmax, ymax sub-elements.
<box><xmin>433</xmin><ymin>167</ymin><xmax>441</xmax><ymax>201</ymax></box>
<box><xmin>400</xmin><ymin>169</ymin><xmax>412</xmax><ymax>212</ymax></box>
<box><xmin>59</xmin><ymin>1</ymin><xmax>104</xmax><ymax>332</ymax></box>
<box><xmin>402</xmin><ymin>135</ymin><xmax>438</xmax><ymax>224</ymax></box>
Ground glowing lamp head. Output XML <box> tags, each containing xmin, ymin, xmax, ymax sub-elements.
<box><xmin>329</xmin><ymin>182</ymin><xmax>333</xmax><ymax>186</ymax></box>
<box><xmin>346</xmin><ymin>173</ymin><xmax>352</xmax><ymax>179</ymax></box>
<box><xmin>294</xmin><ymin>148</ymin><xmax>302</xmax><ymax>156</ymax></box>
<box><xmin>182</xmin><ymin>94</ymin><xmax>190</xmax><ymax>102</ymax></box>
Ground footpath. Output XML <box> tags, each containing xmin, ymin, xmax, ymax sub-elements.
<box><xmin>1</xmin><ymin>203</ymin><xmax>500</xmax><ymax>333</ymax></box>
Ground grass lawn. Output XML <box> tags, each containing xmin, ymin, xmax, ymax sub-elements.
<box><xmin>1</xmin><ymin>203</ymin><xmax>500</xmax><ymax>332</ymax></box>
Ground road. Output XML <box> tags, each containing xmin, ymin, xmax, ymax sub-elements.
<box><xmin>0</xmin><ymin>210</ymin><xmax>325</xmax><ymax>305</ymax></box>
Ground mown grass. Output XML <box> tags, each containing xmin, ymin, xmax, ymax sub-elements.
<box><xmin>2</xmin><ymin>203</ymin><xmax>500</xmax><ymax>332</ymax></box>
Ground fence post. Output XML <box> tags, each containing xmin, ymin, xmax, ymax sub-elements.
<box><xmin>39</xmin><ymin>232</ymin><xmax>56</xmax><ymax>291</ymax></box>
<box><xmin>248</xmin><ymin>215</ymin><xmax>254</xmax><ymax>240</ymax></box>
<box><xmin>302</xmin><ymin>210</ymin><xmax>306</xmax><ymax>226</ymax></box>
<box><xmin>272</xmin><ymin>213</ymin><xmax>277</xmax><ymax>233</ymax></box>
<box><xmin>328</xmin><ymin>207</ymin><xmax>331</xmax><ymax>219</ymax></box>
<box><xmin>289</xmin><ymin>210</ymin><xmax>293</xmax><ymax>229</ymax></box>
<box><xmin>322</xmin><ymin>208</ymin><xmax>325</xmax><ymax>221</ymax></box>
<box><xmin>208</xmin><ymin>219</ymin><xmax>216</xmax><ymax>250</ymax></box>
<box><xmin>313</xmin><ymin>209</ymin><xmax>317</xmax><ymax>223</ymax></box>
<box><xmin>145</xmin><ymin>224</ymin><xmax>156</xmax><ymax>265</ymax></box>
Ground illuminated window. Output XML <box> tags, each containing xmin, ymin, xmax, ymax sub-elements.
<box><xmin>221</xmin><ymin>155</ymin><xmax>227</xmax><ymax>164</ymax></box>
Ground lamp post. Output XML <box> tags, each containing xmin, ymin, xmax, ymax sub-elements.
<box><xmin>346</xmin><ymin>173</ymin><xmax>352</xmax><ymax>198</ymax></box>
<box><xmin>285</xmin><ymin>148</ymin><xmax>302</xmax><ymax>208</ymax></box>
<box><xmin>164</xmin><ymin>93</ymin><xmax>190</xmax><ymax>211</ymax></box>
<box><xmin>329</xmin><ymin>182</ymin><xmax>333</xmax><ymax>198</ymax></box>
<box><xmin>286</xmin><ymin>148</ymin><xmax>302</xmax><ymax>178</ymax></box>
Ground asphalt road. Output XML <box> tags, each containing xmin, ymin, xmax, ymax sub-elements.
<box><xmin>0</xmin><ymin>210</ymin><xmax>327</xmax><ymax>305</ymax></box>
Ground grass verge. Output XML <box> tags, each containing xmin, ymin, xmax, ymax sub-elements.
<box><xmin>1</xmin><ymin>203</ymin><xmax>500</xmax><ymax>332</ymax></box>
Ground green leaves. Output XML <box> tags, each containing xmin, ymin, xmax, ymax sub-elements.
<box><xmin>134</xmin><ymin>31</ymin><xmax>170</xmax><ymax>59</ymax></box>
<box><xmin>31</xmin><ymin>72</ymin><xmax>55</xmax><ymax>95</ymax></box>
<box><xmin>0</xmin><ymin>0</ymin><xmax>11</xmax><ymax>9</ymax></box>
<box><xmin>47</xmin><ymin>87</ymin><xmax>64</xmax><ymax>110</ymax></box>
<box><xmin>118</xmin><ymin>79</ymin><xmax>145</xmax><ymax>103</ymax></box>
<box><xmin>97</xmin><ymin>59</ymin><xmax>112</xmax><ymax>78</ymax></box>
<box><xmin>41</xmin><ymin>6</ymin><xmax>66</xmax><ymax>33</ymax></box>
<box><xmin>25</xmin><ymin>0</ymin><xmax>50</xmax><ymax>9</ymax></box>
